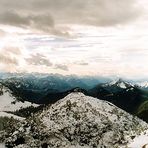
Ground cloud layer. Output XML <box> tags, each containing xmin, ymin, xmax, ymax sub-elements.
<box><xmin>0</xmin><ymin>0</ymin><xmax>140</xmax><ymax>34</ymax></box>
<box><xmin>0</xmin><ymin>46</ymin><xmax>69</xmax><ymax>72</ymax></box>
<box><xmin>0</xmin><ymin>0</ymin><xmax>147</xmax><ymax>79</ymax></box>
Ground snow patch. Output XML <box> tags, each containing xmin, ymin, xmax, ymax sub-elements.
<box><xmin>0</xmin><ymin>143</ymin><xmax>5</xmax><ymax>148</ymax></box>
<box><xmin>117</xmin><ymin>82</ymin><xmax>127</xmax><ymax>88</ymax></box>
<box><xmin>137</xmin><ymin>81</ymin><xmax>148</xmax><ymax>88</ymax></box>
<box><xmin>0</xmin><ymin>90</ymin><xmax>38</xmax><ymax>112</ymax></box>
<box><xmin>128</xmin><ymin>130</ymin><xmax>148</xmax><ymax>148</ymax></box>
<box><xmin>0</xmin><ymin>111</ymin><xmax>24</xmax><ymax>120</ymax></box>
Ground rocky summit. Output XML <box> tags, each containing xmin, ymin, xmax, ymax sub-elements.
<box><xmin>5</xmin><ymin>93</ymin><xmax>148</xmax><ymax>147</ymax></box>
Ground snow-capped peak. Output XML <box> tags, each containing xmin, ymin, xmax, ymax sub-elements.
<box><xmin>136</xmin><ymin>81</ymin><xmax>148</xmax><ymax>88</ymax></box>
<box><xmin>106</xmin><ymin>79</ymin><xmax>133</xmax><ymax>89</ymax></box>
<box><xmin>6</xmin><ymin>92</ymin><xmax>148</xmax><ymax>147</ymax></box>
<box><xmin>116</xmin><ymin>81</ymin><xmax>127</xmax><ymax>88</ymax></box>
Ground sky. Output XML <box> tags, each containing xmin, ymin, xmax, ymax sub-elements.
<box><xmin>0</xmin><ymin>0</ymin><xmax>148</xmax><ymax>79</ymax></box>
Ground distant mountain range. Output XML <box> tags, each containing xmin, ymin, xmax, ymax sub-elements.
<box><xmin>1</xmin><ymin>73</ymin><xmax>148</xmax><ymax>122</ymax></box>
<box><xmin>0</xmin><ymin>73</ymin><xmax>111</xmax><ymax>102</ymax></box>
<box><xmin>88</xmin><ymin>79</ymin><xmax>146</xmax><ymax>112</ymax></box>
<box><xmin>87</xmin><ymin>79</ymin><xmax>148</xmax><ymax>122</ymax></box>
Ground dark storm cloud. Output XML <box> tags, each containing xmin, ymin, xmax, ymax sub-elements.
<box><xmin>0</xmin><ymin>11</ymin><xmax>30</xmax><ymax>27</ymax></box>
<box><xmin>0</xmin><ymin>0</ymin><xmax>140</xmax><ymax>34</ymax></box>
<box><xmin>0</xmin><ymin>10</ymin><xmax>56</xmax><ymax>33</ymax></box>
<box><xmin>25</xmin><ymin>53</ymin><xmax>53</xmax><ymax>66</ymax></box>
<box><xmin>55</xmin><ymin>64</ymin><xmax>69</xmax><ymax>71</ymax></box>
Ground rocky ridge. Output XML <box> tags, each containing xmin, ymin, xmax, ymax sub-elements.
<box><xmin>5</xmin><ymin>93</ymin><xmax>148</xmax><ymax>148</ymax></box>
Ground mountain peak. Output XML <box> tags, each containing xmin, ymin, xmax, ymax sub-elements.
<box><xmin>6</xmin><ymin>93</ymin><xmax>148</xmax><ymax>147</ymax></box>
<box><xmin>107</xmin><ymin>78</ymin><xmax>132</xmax><ymax>89</ymax></box>
<box><xmin>115</xmin><ymin>79</ymin><xmax>127</xmax><ymax>88</ymax></box>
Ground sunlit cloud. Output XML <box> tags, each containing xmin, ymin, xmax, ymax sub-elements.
<box><xmin>0</xmin><ymin>29</ymin><xmax>6</xmax><ymax>37</ymax></box>
<box><xmin>3</xmin><ymin>46</ymin><xmax>22</xmax><ymax>55</ymax></box>
<box><xmin>0</xmin><ymin>54</ymin><xmax>18</xmax><ymax>65</ymax></box>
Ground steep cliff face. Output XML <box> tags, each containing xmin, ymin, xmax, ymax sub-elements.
<box><xmin>5</xmin><ymin>93</ymin><xmax>148</xmax><ymax>147</ymax></box>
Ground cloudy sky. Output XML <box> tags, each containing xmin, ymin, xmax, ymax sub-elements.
<box><xmin>0</xmin><ymin>0</ymin><xmax>148</xmax><ymax>78</ymax></box>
